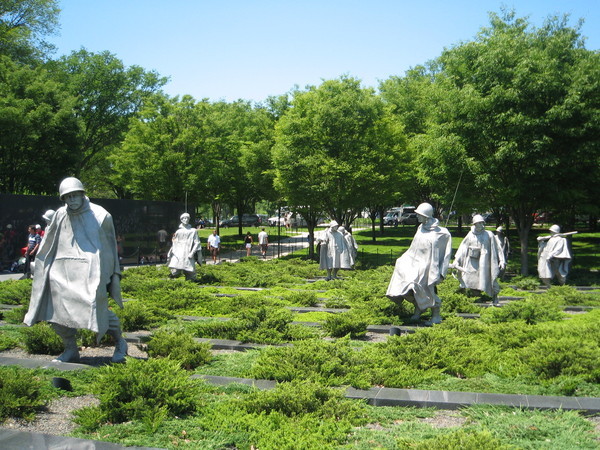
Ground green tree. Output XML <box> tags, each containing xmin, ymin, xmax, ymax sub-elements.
<box><xmin>273</xmin><ymin>76</ymin><xmax>409</xmax><ymax>253</ymax></box>
<box><xmin>111</xmin><ymin>93</ymin><xmax>201</xmax><ymax>203</ymax></box>
<box><xmin>0</xmin><ymin>0</ymin><xmax>59</xmax><ymax>62</ymax></box>
<box><xmin>436</xmin><ymin>11</ymin><xmax>600</xmax><ymax>274</ymax></box>
<box><xmin>51</xmin><ymin>49</ymin><xmax>167</xmax><ymax>196</ymax></box>
<box><xmin>0</xmin><ymin>55</ymin><xmax>79</xmax><ymax>194</ymax></box>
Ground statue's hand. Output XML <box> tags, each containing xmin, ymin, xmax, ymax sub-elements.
<box><xmin>109</xmin><ymin>274</ymin><xmax>123</xmax><ymax>306</ymax></box>
<box><xmin>188</xmin><ymin>253</ymin><xmax>195</xmax><ymax>260</ymax></box>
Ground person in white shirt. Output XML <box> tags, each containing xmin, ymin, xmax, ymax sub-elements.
<box><xmin>207</xmin><ymin>229</ymin><xmax>221</xmax><ymax>263</ymax></box>
<box><xmin>258</xmin><ymin>228</ymin><xmax>269</xmax><ymax>258</ymax></box>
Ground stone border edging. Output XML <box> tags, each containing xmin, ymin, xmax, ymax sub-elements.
<box><xmin>1</xmin><ymin>356</ymin><xmax>599</xmax><ymax>414</ymax></box>
<box><xmin>0</xmin><ymin>429</ymin><xmax>162</xmax><ymax>450</ymax></box>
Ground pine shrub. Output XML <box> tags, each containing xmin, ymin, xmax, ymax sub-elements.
<box><xmin>0</xmin><ymin>279</ymin><xmax>32</xmax><ymax>305</ymax></box>
<box><xmin>322</xmin><ymin>311</ymin><xmax>368</xmax><ymax>338</ymax></box>
<box><xmin>115</xmin><ymin>301</ymin><xmax>169</xmax><ymax>331</ymax></box>
<box><xmin>481</xmin><ymin>297</ymin><xmax>564</xmax><ymax>324</ymax></box>
<box><xmin>0</xmin><ymin>366</ymin><xmax>50</xmax><ymax>422</ymax></box>
<box><xmin>22</xmin><ymin>322</ymin><xmax>63</xmax><ymax>354</ymax></box>
<box><xmin>74</xmin><ymin>358</ymin><xmax>204</xmax><ymax>429</ymax></box>
<box><xmin>3</xmin><ymin>305</ymin><xmax>28</xmax><ymax>324</ymax></box>
<box><xmin>147</xmin><ymin>327</ymin><xmax>212</xmax><ymax>369</ymax></box>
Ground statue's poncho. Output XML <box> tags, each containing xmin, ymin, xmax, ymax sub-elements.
<box><xmin>318</xmin><ymin>228</ymin><xmax>352</xmax><ymax>270</ymax></box>
<box><xmin>167</xmin><ymin>224</ymin><xmax>200</xmax><ymax>272</ymax></box>
<box><xmin>538</xmin><ymin>236</ymin><xmax>572</xmax><ymax>280</ymax></box>
<box><xmin>454</xmin><ymin>228</ymin><xmax>504</xmax><ymax>297</ymax></box>
<box><xmin>24</xmin><ymin>198</ymin><xmax>121</xmax><ymax>339</ymax></box>
<box><xmin>386</xmin><ymin>218</ymin><xmax>451</xmax><ymax>310</ymax></box>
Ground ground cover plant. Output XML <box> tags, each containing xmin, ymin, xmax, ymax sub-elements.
<box><xmin>1</xmin><ymin>255</ymin><xmax>600</xmax><ymax>447</ymax></box>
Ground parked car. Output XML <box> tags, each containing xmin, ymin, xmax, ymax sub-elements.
<box><xmin>399</xmin><ymin>212</ymin><xmax>418</xmax><ymax>225</ymax></box>
<box><xmin>268</xmin><ymin>216</ymin><xmax>286</xmax><ymax>226</ymax></box>
<box><xmin>383</xmin><ymin>212</ymin><xmax>399</xmax><ymax>226</ymax></box>
<box><xmin>219</xmin><ymin>214</ymin><xmax>261</xmax><ymax>228</ymax></box>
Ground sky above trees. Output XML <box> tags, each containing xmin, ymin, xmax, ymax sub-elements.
<box><xmin>49</xmin><ymin>0</ymin><xmax>599</xmax><ymax>103</ymax></box>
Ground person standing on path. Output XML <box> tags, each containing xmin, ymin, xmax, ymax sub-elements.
<box><xmin>207</xmin><ymin>229</ymin><xmax>221</xmax><ymax>263</ymax></box>
<box><xmin>23</xmin><ymin>225</ymin><xmax>41</xmax><ymax>278</ymax></box>
<box><xmin>258</xmin><ymin>227</ymin><xmax>269</xmax><ymax>258</ymax></box>
<box><xmin>244</xmin><ymin>231</ymin><xmax>253</xmax><ymax>257</ymax></box>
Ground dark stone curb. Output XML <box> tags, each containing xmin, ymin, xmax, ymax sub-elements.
<box><xmin>343</xmin><ymin>386</ymin><xmax>600</xmax><ymax>414</ymax></box>
<box><xmin>192</xmin><ymin>375</ymin><xmax>600</xmax><ymax>414</ymax></box>
<box><xmin>0</xmin><ymin>429</ymin><xmax>161</xmax><ymax>450</ymax></box>
<box><xmin>1</xmin><ymin>356</ymin><xmax>598</xmax><ymax>414</ymax></box>
<box><xmin>0</xmin><ymin>356</ymin><xmax>91</xmax><ymax>371</ymax></box>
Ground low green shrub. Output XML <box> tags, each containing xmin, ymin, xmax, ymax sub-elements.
<box><xmin>511</xmin><ymin>276</ymin><xmax>540</xmax><ymax>290</ymax></box>
<box><xmin>73</xmin><ymin>358</ymin><xmax>204</xmax><ymax>430</ymax></box>
<box><xmin>284</xmin><ymin>290</ymin><xmax>318</xmax><ymax>306</ymax></box>
<box><xmin>147</xmin><ymin>327</ymin><xmax>212</xmax><ymax>369</ymax></box>
<box><xmin>441</xmin><ymin>292</ymin><xmax>480</xmax><ymax>314</ymax></box>
<box><xmin>0</xmin><ymin>331</ymin><xmax>20</xmax><ymax>351</ymax></box>
<box><xmin>402</xmin><ymin>429</ymin><xmax>509</xmax><ymax>449</ymax></box>
<box><xmin>322</xmin><ymin>311</ymin><xmax>368</xmax><ymax>338</ymax></box>
<box><xmin>0</xmin><ymin>366</ymin><xmax>51</xmax><ymax>422</ymax></box>
<box><xmin>241</xmin><ymin>379</ymin><xmax>366</xmax><ymax>420</ymax></box>
<box><xmin>193</xmin><ymin>318</ymin><xmax>245</xmax><ymax>340</ymax></box>
<box><xmin>115</xmin><ymin>301</ymin><xmax>169</xmax><ymax>331</ymax></box>
<box><xmin>0</xmin><ymin>279</ymin><xmax>32</xmax><ymax>305</ymax></box>
<box><xmin>518</xmin><ymin>336</ymin><xmax>600</xmax><ymax>382</ymax></box>
<box><xmin>249</xmin><ymin>338</ymin><xmax>373</xmax><ymax>389</ymax></box>
<box><xmin>545</xmin><ymin>285</ymin><xmax>600</xmax><ymax>306</ymax></box>
<box><xmin>22</xmin><ymin>323</ymin><xmax>63</xmax><ymax>355</ymax></box>
<box><xmin>77</xmin><ymin>329</ymin><xmax>112</xmax><ymax>347</ymax></box>
<box><xmin>481</xmin><ymin>297</ymin><xmax>564</xmax><ymax>325</ymax></box>
<box><xmin>2</xmin><ymin>305</ymin><xmax>28</xmax><ymax>324</ymax></box>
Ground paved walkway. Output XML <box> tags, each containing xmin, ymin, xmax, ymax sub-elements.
<box><xmin>202</xmin><ymin>231</ymin><xmax>310</xmax><ymax>265</ymax></box>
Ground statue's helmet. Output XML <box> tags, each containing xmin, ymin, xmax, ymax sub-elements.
<box><xmin>338</xmin><ymin>226</ymin><xmax>346</xmax><ymax>233</ymax></box>
<box><xmin>472</xmin><ymin>214</ymin><xmax>485</xmax><ymax>224</ymax></box>
<box><xmin>415</xmin><ymin>203</ymin><xmax>434</xmax><ymax>219</ymax></box>
<box><xmin>42</xmin><ymin>209</ymin><xmax>56</xmax><ymax>223</ymax></box>
<box><xmin>329</xmin><ymin>220</ymin><xmax>339</xmax><ymax>228</ymax></box>
<box><xmin>496</xmin><ymin>226</ymin><xmax>504</xmax><ymax>232</ymax></box>
<box><xmin>549</xmin><ymin>224</ymin><xmax>561</xmax><ymax>234</ymax></box>
<box><xmin>59</xmin><ymin>177</ymin><xmax>85</xmax><ymax>200</ymax></box>
<box><xmin>180</xmin><ymin>212</ymin><xmax>190</xmax><ymax>221</ymax></box>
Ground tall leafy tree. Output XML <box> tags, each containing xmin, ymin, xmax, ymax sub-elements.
<box><xmin>436</xmin><ymin>11</ymin><xmax>600</xmax><ymax>274</ymax></box>
<box><xmin>0</xmin><ymin>0</ymin><xmax>59</xmax><ymax>62</ymax></box>
<box><xmin>0</xmin><ymin>55</ymin><xmax>78</xmax><ymax>194</ymax></box>
<box><xmin>273</xmin><ymin>76</ymin><xmax>409</xmax><ymax>254</ymax></box>
<box><xmin>50</xmin><ymin>49</ymin><xmax>167</xmax><ymax>196</ymax></box>
<box><xmin>111</xmin><ymin>93</ymin><xmax>201</xmax><ymax>202</ymax></box>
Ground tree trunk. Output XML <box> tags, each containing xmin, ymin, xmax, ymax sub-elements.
<box><xmin>512</xmin><ymin>206</ymin><xmax>535</xmax><ymax>276</ymax></box>
<box><xmin>518</xmin><ymin>226</ymin><xmax>530</xmax><ymax>276</ymax></box>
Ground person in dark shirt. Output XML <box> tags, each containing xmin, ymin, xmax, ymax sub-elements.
<box><xmin>24</xmin><ymin>225</ymin><xmax>41</xmax><ymax>278</ymax></box>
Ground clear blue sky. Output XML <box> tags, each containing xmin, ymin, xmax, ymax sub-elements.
<box><xmin>49</xmin><ymin>0</ymin><xmax>599</xmax><ymax>103</ymax></box>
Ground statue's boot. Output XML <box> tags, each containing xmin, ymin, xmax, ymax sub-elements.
<box><xmin>424</xmin><ymin>307</ymin><xmax>442</xmax><ymax>326</ymax></box>
<box><xmin>51</xmin><ymin>324</ymin><xmax>80</xmax><ymax>363</ymax></box>
<box><xmin>409</xmin><ymin>307</ymin><xmax>422</xmax><ymax>323</ymax></box>
<box><xmin>107</xmin><ymin>313</ymin><xmax>128</xmax><ymax>363</ymax></box>
<box><xmin>492</xmin><ymin>295</ymin><xmax>500</xmax><ymax>307</ymax></box>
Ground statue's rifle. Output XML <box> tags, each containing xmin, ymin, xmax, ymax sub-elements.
<box><xmin>536</xmin><ymin>231</ymin><xmax>578</xmax><ymax>242</ymax></box>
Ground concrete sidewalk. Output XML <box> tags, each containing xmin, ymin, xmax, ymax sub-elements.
<box><xmin>201</xmin><ymin>231</ymin><xmax>310</xmax><ymax>265</ymax></box>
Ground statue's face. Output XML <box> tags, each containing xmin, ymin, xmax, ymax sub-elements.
<box><xmin>417</xmin><ymin>214</ymin><xmax>428</xmax><ymax>224</ymax></box>
<box><xmin>331</xmin><ymin>225</ymin><xmax>338</xmax><ymax>232</ymax></box>
<box><xmin>181</xmin><ymin>215</ymin><xmax>190</xmax><ymax>225</ymax></box>
<box><xmin>474</xmin><ymin>222</ymin><xmax>485</xmax><ymax>232</ymax></box>
<box><xmin>64</xmin><ymin>192</ymin><xmax>84</xmax><ymax>211</ymax></box>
